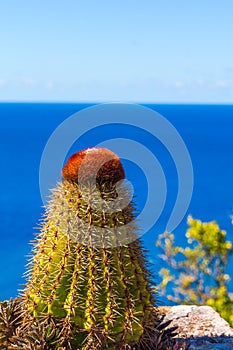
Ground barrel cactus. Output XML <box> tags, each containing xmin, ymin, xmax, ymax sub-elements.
<box><xmin>17</xmin><ymin>147</ymin><xmax>182</xmax><ymax>350</ymax></box>
<box><xmin>0</xmin><ymin>147</ymin><xmax>184</xmax><ymax>350</ymax></box>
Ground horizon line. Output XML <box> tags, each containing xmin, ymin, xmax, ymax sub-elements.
<box><xmin>0</xmin><ymin>100</ymin><xmax>233</xmax><ymax>106</ymax></box>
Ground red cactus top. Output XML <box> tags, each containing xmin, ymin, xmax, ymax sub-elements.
<box><xmin>62</xmin><ymin>147</ymin><xmax>125</xmax><ymax>184</ymax></box>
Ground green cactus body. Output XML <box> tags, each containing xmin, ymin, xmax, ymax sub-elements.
<box><xmin>22</xmin><ymin>148</ymin><xmax>156</xmax><ymax>349</ymax></box>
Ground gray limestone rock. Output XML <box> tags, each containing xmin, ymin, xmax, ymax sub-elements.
<box><xmin>162</xmin><ymin>305</ymin><xmax>233</xmax><ymax>350</ymax></box>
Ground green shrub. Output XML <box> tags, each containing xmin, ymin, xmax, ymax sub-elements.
<box><xmin>156</xmin><ymin>216</ymin><xmax>233</xmax><ymax>326</ymax></box>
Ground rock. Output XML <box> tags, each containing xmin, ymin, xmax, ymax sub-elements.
<box><xmin>162</xmin><ymin>305</ymin><xmax>233</xmax><ymax>349</ymax></box>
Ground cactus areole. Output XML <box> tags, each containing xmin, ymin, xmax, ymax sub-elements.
<box><xmin>23</xmin><ymin>147</ymin><xmax>156</xmax><ymax>349</ymax></box>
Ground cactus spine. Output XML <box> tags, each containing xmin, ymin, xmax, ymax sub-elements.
<box><xmin>22</xmin><ymin>148</ymin><xmax>157</xmax><ymax>349</ymax></box>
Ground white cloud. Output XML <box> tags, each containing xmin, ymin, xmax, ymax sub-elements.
<box><xmin>18</xmin><ymin>77</ymin><xmax>36</xmax><ymax>87</ymax></box>
<box><xmin>173</xmin><ymin>80</ymin><xmax>185</xmax><ymax>89</ymax></box>
<box><xmin>211</xmin><ymin>80</ymin><xmax>229</xmax><ymax>88</ymax></box>
<box><xmin>46</xmin><ymin>81</ymin><xmax>54</xmax><ymax>89</ymax></box>
<box><xmin>0</xmin><ymin>79</ymin><xmax>6</xmax><ymax>87</ymax></box>
<box><xmin>0</xmin><ymin>75</ymin><xmax>232</xmax><ymax>102</ymax></box>
<box><xmin>196</xmin><ymin>79</ymin><xmax>205</xmax><ymax>87</ymax></box>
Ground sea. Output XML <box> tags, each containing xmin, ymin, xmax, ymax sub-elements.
<box><xmin>0</xmin><ymin>103</ymin><xmax>232</xmax><ymax>304</ymax></box>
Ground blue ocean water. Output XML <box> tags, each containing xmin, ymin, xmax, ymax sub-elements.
<box><xmin>0</xmin><ymin>103</ymin><xmax>232</xmax><ymax>303</ymax></box>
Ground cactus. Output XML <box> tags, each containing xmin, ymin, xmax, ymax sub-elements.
<box><xmin>0</xmin><ymin>301</ymin><xmax>181</xmax><ymax>349</ymax></box>
<box><xmin>21</xmin><ymin>148</ymin><xmax>159</xmax><ymax>349</ymax></box>
<box><xmin>0</xmin><ymin>298</ymin><xmax>22</xmax><ymax>349</ymax></box>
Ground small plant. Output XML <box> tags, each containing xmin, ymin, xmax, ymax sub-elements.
<box><xmin>157</xmin><ymin>216</ymin><xmax>233</xmax><ymax>326</ymax></box>
<box><xmin>0</xmin><ymin>298</ymin><xmax>22</xmax><ymax>349</ymax></box>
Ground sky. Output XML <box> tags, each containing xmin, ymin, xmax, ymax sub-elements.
<box><xmin>0</xmin><ymin>1</ymin><xmax>233</xmax><ymax>103</ymax></box>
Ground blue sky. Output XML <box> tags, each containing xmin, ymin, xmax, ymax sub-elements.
<box><xmin>0</xmin><ymin>1</ymin><xmax>233</xmax><ymax>103</ymax></box>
